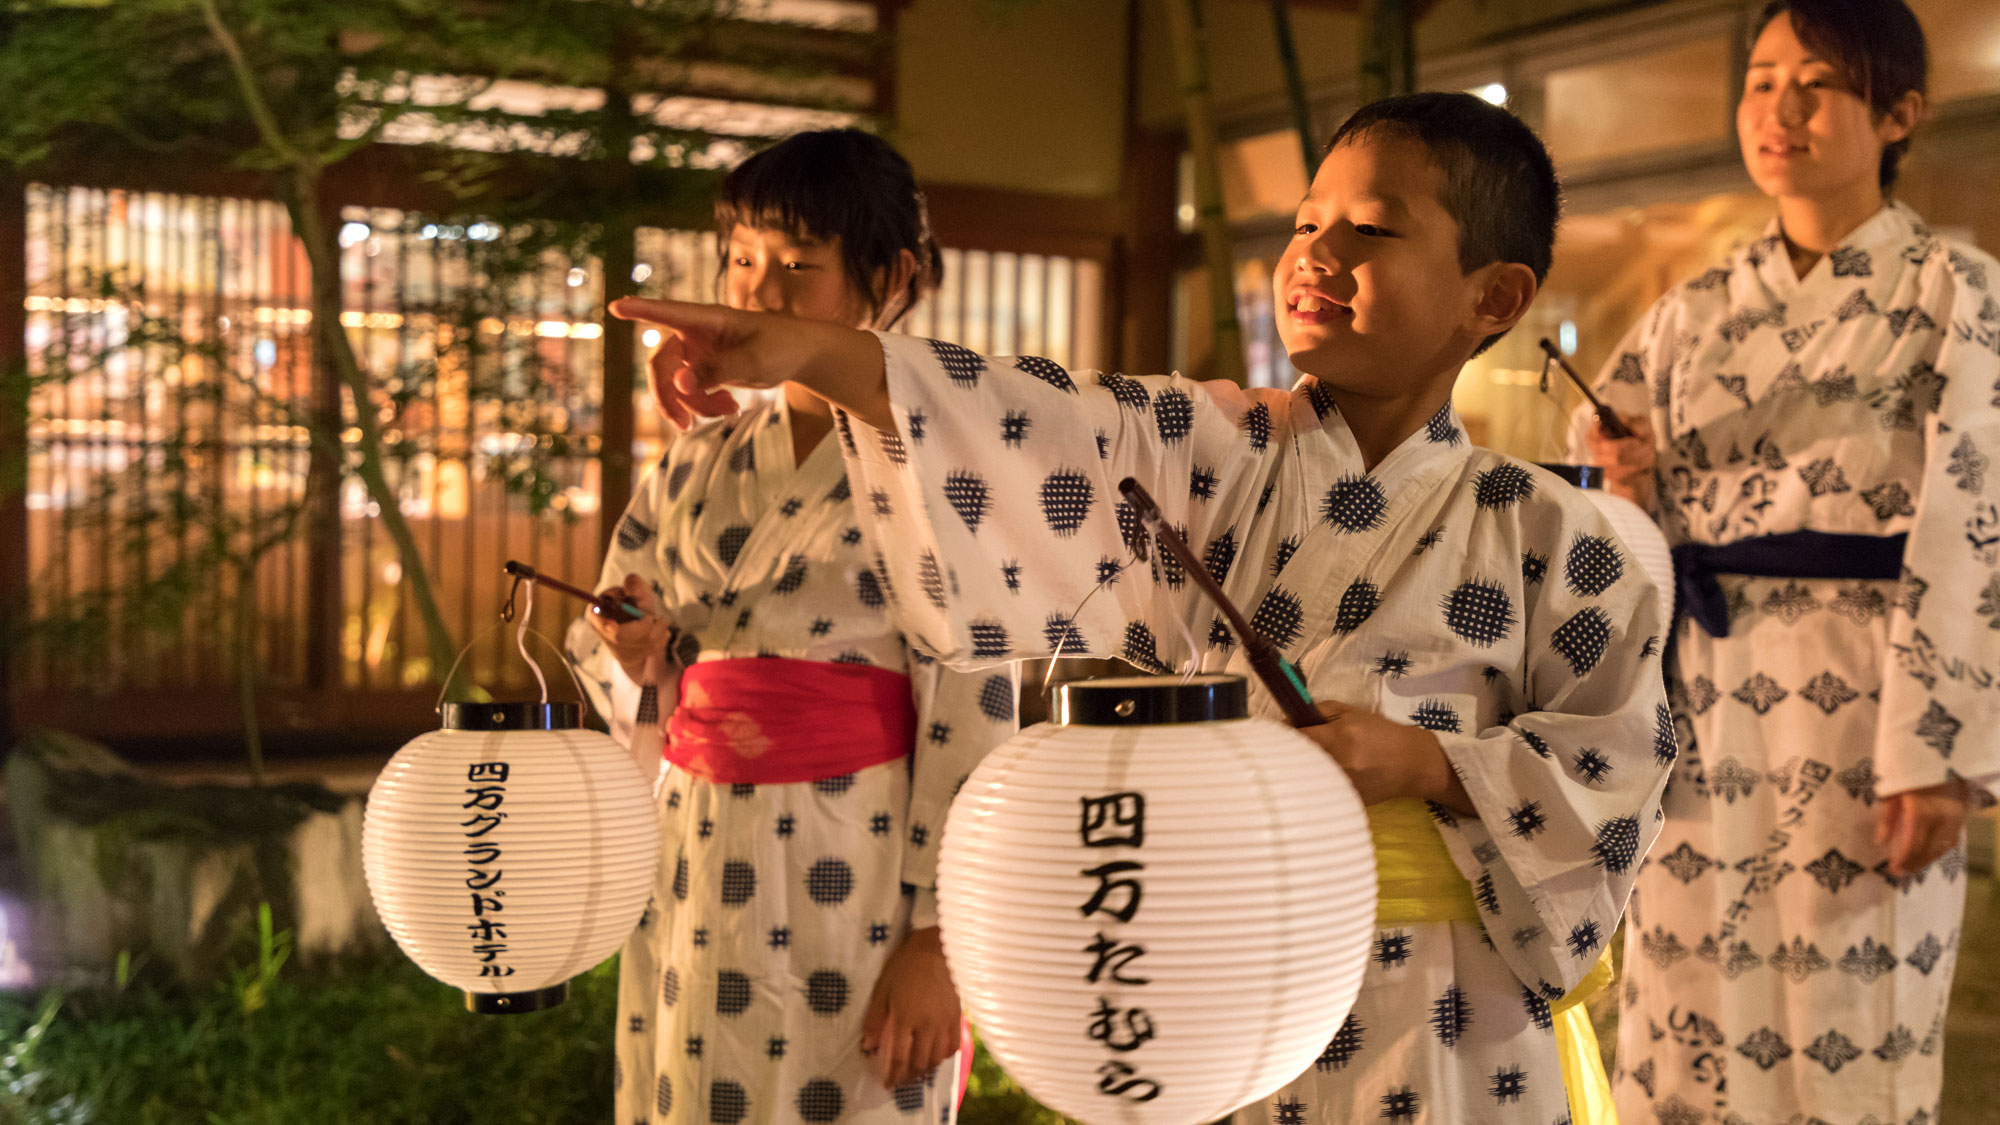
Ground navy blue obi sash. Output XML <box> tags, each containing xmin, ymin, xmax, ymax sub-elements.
<box><xmin>1672</xmin><ymin>530</ymin><xmax>1907</xmax><ymax>638</ymax></box>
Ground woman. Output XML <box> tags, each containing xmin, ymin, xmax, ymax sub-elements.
<box><xmin>1581</xmin><ymin>4</ymin><xmax>1999</xmax><ymax>1122</ymax></box>
<box><xmin>568</xmin><ymin>130</ymin><xmax>1013</xmax><ymax>1124</ymax></box>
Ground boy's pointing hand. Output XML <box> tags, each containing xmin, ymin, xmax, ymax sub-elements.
<box><xmin>1305</xmin><ymin>700</ymin><xmax>1476</xmax><ymax>815</ymax></box>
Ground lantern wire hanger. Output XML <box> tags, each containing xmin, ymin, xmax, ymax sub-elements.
<box><xmin>1076</xmin><ymin>478</ymin><xmax>1327</xmax><ymax>730</ymax></box>
<box><xmin>434</xmin><ymin>561</ymin><xmax>616</xmax><ymax>716</ymax></box>
<box><xmin>1036</xmin><ymin>518</ymin><xmax>1204</xmax><ymax>696</ymax></box>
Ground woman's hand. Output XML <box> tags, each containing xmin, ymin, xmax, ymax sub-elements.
<box><xmin>1584</xmin><ymin>410</ymin><xmax>1658</xmax><ymax>508</ymax></box>
<box><xmin>1302</xmin><ymin>701</ymin><xmax>1474</xmax><ymax>814</ymax></box>
<box><xmin>860</xmin><ymin>926</ymin><xmax>961</xmax><ymax>1091</ymax></box>
<box><xmin>610</xmin><ymin>297</ymin><xmax>893</xmax><ymax>430</ymax></box>
<box><xmin>1876</xmin><ymin>780</ymin><xmax>1974</xmax><ymax>878</ymax></box>
<box><xmin>584</xmin><ymin>573</ymin><xmax>674</xmax><ymax>687</ymax></box>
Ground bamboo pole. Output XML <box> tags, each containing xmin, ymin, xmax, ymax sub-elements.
<box><xmin>1268</xmin><ymin>0</ymin><xmax>1319</xmax><ymax>178</ymax></box>
<box><xmin>1359</xmin><ymin>0</ymin><xmax>1417</xmax><ymax>103</ymax></box>
<box><xmin>1162</xmin><ymin>0</ymin><xmax>1247</xmax><ymax>386</ymax></box>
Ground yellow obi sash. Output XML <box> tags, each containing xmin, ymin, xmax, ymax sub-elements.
<box><xmin>1369</xmin><ymin>799</ymin><xmax>1618</xmax><ymax>1125</ymax></box>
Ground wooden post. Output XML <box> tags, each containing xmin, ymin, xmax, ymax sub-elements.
<box><xmin>302</xmin><ymin>192</ymin><xmax>344</xmax><ymax>695</ymax></box>
<box><xmin>0</xmin><ymin>174</ymin><xmax>26</xmax><ymax>753</ymax></box>
<box><xmin>596</xmin><ymin>44</ymin><xmax>641</xmax><ymax>552</ymax></box>
<box><xmin>600</xmin><ymin>223</ymin><xmax>637</xmax><ymax>547</ymax></box>
<box><xmin>1116</xmin><ymin>129</ymin><xmax>1179</xmax><ymax>379</ymax></box>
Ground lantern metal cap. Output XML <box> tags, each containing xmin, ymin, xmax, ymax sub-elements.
<box><xmin>1535</xmin><ymin>462</ymin><xmax>1603</xmax><ymax>491</ymax></box>
<box><xmin>465</xmin><ymin>983</ymin><xmax>568</xmax><ymax>1015</ymax></box>
<box><xmin>1052</xmin><ymin>673</ymin><xmax>1248</xmax><ymax>726</ymax></box>
<box><xmin>440</xmin><ymin>701</ymin><xmax>582</xmax><ymax>731</ymax></box>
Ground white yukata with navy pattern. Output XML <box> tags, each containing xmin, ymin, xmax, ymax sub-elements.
<box><xmin>568</xmin><ymin>391</ymin><xmax>1018</xmax><ymax>1125</ymax></box>
<box><xmin>834</xmin><ymin>332</ymin><xmax>1673</xmax><ymax>1124</ymax></box>
<box><xmin>1575</xmin><ymin>202</ymin><xmax>2000</xmax><ymax>1125</ymax></box>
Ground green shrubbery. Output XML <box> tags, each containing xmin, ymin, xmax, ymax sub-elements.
<box><xmin>0</xmin><ymin>910</ymin><xmax>616</xmax><ymax>1125</ymax></box>
<box><xmin>0</xmin><ymin>910</ymin><xmax>1072</xmax><ymax>1125</ymax></box>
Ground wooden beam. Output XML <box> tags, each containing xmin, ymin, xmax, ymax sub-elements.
<box><xmin>921</xmin><ymin>182</ymin><xmax>1122</xmax><ymax>260</ymax></box>
<box><xmin>14</xmin><ymin>687</ymin><xmax>444</xmax><ymax>744</ymax></box>
<box><xmin>19</xmin><ymin>131</ymin><xmax>724</xmax><ymax>231</ymax></box>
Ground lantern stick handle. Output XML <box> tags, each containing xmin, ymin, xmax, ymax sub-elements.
<box><xmin>503</xmin><ymin>560</ymin><xmax>644</xmax><ymax>621</ymax></box>
<box><xmin>1537</xmin><ymin>338</ymin><xmax>1633</xmax><ymax>439</ymax></box>
<box><xmin>1117</xmin><ymin>478</ymin><xmax>1326</xmax><ymax>729</ymax></box>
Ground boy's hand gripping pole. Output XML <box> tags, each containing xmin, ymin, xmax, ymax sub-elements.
<box><xmin>1117</xmin><ymin>478</ymin><xmax>1326</xmax><ymax>729</ymax></box>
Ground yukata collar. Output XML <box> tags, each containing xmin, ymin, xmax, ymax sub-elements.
<box><xmin>1745</xmin><ymin>200</ymin><xmax>1926</xmax><ymax>298</ymax></box>
<box><xmin>1289</xmin><ymin>376</ymin><xmax>1471</xmax><ymax>489</ymax></box>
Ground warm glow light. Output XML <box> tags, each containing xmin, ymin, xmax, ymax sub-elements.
<box><xmin>339</xmin><ymin>221</ymin><xmax>372</xmax><ymax>248</ymax></box>
<box><xmin>1473</xmin><ymin>82</ymin><xmax>1508</xmax><ymax>105</ymax></box>
<box><xmin>642</xmin><ymin>329</ymin><xmax>662</xmax><ymax>348</ymax></box>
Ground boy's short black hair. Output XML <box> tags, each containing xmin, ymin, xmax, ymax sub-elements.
<box><xmin>1325</xmin><ymin>92</ymin><xmax>1561</xmax><ymax>357</ymax></box>
<box><xmin>715</xmin><ymin>129</ymin><xmax>943</xmax><ymax>328</ymax></box>
<box><xmin>1753</xmin><ymin>0</ymin><xmax>1926</xmax><ymax>190</ymax></box>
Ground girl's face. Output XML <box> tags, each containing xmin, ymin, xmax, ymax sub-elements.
<box><xmin>723</xmin><ymin>224</ymin><xmax>874</xmax><ymax>327</ymax></box>
<box><xmin>1736</xmin><ymin>14</ymin><xmax>1913</xmax><ymax>203</ymax></box>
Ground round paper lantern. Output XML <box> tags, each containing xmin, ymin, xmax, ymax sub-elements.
<box><xmin>1542</xmin><ymin>463</ymin><xmax>1676</xmax><ymax>628</ymax></box>
<box><xmin>937</xmin><ymin>674</ymin><xmax>1376</xmax><ymax>1124</ymax></box>
<box><xmin>363</xmin><ymin>701</ymin><xmax>659</xmax><ymax>1013</ymax></box>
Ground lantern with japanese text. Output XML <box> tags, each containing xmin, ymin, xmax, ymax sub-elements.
<box><xmin>363</xmin><ymin>701</ymin><xmax>659</xmax><ymax>1013</ymax></box>
<box><xmin>937</xmin><ymin>674</ymin><xmax>1376</xmax><ymax>1124</ymax></box>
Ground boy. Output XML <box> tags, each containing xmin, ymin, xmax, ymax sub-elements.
<box><xmin>614</xmin><ymin>93</ymin><xmax>1670</xmax><ymax>1124</ymax></box>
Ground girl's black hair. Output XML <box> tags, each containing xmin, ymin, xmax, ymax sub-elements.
<box><xmin>1752</xmin><ymin>0</ymin><xmax>1928</xmax><ymax>190</ymax></box>
<box><xmin>714</xmin><ymin>129</ymin><xmax>942</xmax><ymax>327</ymax></box>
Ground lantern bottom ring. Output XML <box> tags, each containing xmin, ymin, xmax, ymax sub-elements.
<box><xmin>465</xmin><ymin>983</ymin><xmax>568</xmax><ymax>1015</ymax></box>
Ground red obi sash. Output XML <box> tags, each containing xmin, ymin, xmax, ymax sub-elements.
<box><xmin>663</xmin><ymin>658</ymin><xmax>916</xmax><ymax>784</ymax></box>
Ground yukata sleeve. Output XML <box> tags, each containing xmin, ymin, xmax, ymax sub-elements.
<box><xmin>900</xmin><ymin>654</ymin><xmax>1022</xmax><ymax>929</ymax></box>
<box><xmin>565</xmin><ymin>459</ymin><xmax>673</xmax><ymax>764</ymax></box>
<box><xmin>837</xmin><ymin>331</ymin><xmax>1287</xmax><ymax>672</ymax></box>
<box><xmin>1431</xmin><ymin>499</ymin><xmax>1674</xmax><ymax>996</ymax></box>
<box><xmin>1876</xmin><ymin>249</ymin><xmax>2000</xmax><ymax>799</ymax></box>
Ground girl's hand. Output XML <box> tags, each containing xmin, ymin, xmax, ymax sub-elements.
<box><xmin>1584</xmin><ymin>410</ymin><xmax>1658</xmax><ymax>508</ymax></box>
<box><xmin>860</xmin><ymin>926</ymin><xmax>961</xmax><ymax>1090</ymax></box>
<box><xmin>643</xmin><ymin>328</ymin><xmax>739</xmax><ymax>431</ymax></box>
<box><xmin>1876</xmin><ymin>780</ymin><xmax>1974</xmax><ymax>878</ymax></box>
<box><xmin>610</xmin><ymin>297</ymin><xmax>893</xmax><ymax>430</ymax></box>
<box><xmin>1303</xmin><ymin>701</ymin><xmax>1475</xmax><ymax>814</ymax></box>
<box><xmin>585</xmin><ymin>573</ymin><xmax>674</xmax><ymax>687</ymax></box>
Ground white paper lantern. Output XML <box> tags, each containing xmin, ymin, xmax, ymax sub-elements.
<box><xmin>1541</xmin><ymin>463</ymin><xmax>1676</xmax><ymax>628</ymax></box>
<box><xmin>363</xmin><ymin>701</ymin><xmax>659</xmax><ymax>1013</ymax></box>
<box><xmin>937</xmin><ymin>674</ymin><xmax>1376</xmax><ymax>1124</ymax></box>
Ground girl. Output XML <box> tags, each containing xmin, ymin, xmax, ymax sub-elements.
<box><xmin>1580</xmin><ymin>4</ymin><xmax>1999</xmax><ymax>1122</ymax></box>
<box><xmin>569</xmin><ymin>130</ymin><xmax>1014</xmax><ymax>1125</ymax></box>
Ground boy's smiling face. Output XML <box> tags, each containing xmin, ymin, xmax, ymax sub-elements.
<box><xmin>1274</xmin><ymin>133</ymin><xmax>1495</xmax><ymax>399</ymax></box>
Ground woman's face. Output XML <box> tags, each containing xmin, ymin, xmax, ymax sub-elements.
<box><xmin>723</xmin><ymin>224</ymin><xmax>873</xmax><ymax>327</ymax></box>
<box><xmin>1736</xmin><ymin>14</ymin><xmax>1910</xmax><ymax>203</ymax></box>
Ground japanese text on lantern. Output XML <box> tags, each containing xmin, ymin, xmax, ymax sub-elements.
<box><xmin>464</xmin><ymin>762</ymin><xmax>512</xmax><ymax>978</ymax></box>
<box><xmin>1079</xmin><ymin>790</ymin><xmax>1161</xmax><ymax>1103</ymax></box>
